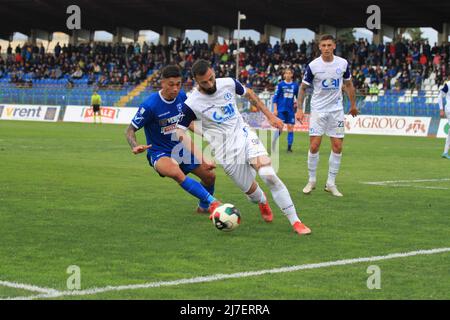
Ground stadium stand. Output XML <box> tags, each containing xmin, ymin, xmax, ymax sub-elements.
<box><xmin>0</xmin><ymin>38</ymin><xmax>448</xmax><ymax>116</ymax></box>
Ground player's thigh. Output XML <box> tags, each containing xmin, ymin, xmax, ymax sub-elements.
<box><xmin>222</xmin><ymin>163</ymin><xmax>256</xmax><ymax>193</ymax></box>
<box><xmin>245</xmin><ymin>128</ymin><xmax>269</xmax><ymax>161</ymax></box>
<box><xmin>249</xmin><ymin>155</ymin><xmax>272</xmax><ymax>172</ymax></box>
<box><xmin>278</xmin><ymin>111</ymin><xmax>295</xmax><ymax>129</ymax></box>
<box><xmin>190</xmin><ymin>162</ymin><xmax>216</xmax><ymax>186</ymax></box>
<box><xmin>154</xmin><ymin>157</ymin><xmax>185</xmax><ymax>183</ymax></box>
<box><xmin>325</xmin><ymin>109</ymin><xmax>345</xmax><ymax>139</ymax></box>
<box><xmin>309</xmin><ymin>111</ymin><xmax>327</xmax><ymax>137</ymax></box>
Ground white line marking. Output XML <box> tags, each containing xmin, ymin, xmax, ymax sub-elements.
<box><xmin>0</xmin><ymin>280</ymin><xmax>60</xmax><ymax>295</ymax></box>
<box><xmin>362</xmin><ymin>178</ymin><xmax>450</xmax><ymax>190</ymax></box>
<box><xmin>381</xmin><ymin>184</ymin><xmax>448</xmax><ymax>190</ymax></box>
<box><xmin>363</xmin><ymin>178</ymin><xmax>450</xmax><ymax>184</ymax></box>
<box><xmin>3</xmin><ymin>247</ymin><xmax>450</xmax><ymax>300</ymax></box>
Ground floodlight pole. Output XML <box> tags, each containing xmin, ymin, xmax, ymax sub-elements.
<box><xmin>235</xmin><ymin>11</ymin><xmax>245</xmax><ymax>79</ymax></box>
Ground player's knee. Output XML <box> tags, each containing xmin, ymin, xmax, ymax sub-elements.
<box><xmin>258</xmin><ymin>166</ymin><xmax>282</xmax><ymax>189</ymax></box>
<box><xmin>310</xmin><ymin>144</ymin><xmax>320</xmax><ymax>153</ymax></box>
<box><xmin>332</xmin><ymin>142</ymin><xmax>343</xmax><ymax>153</ymax></box>
<box><xmin>202</xmin><ymin>171</ymin><xmax>216</xmax><ymax>186</ymax></box>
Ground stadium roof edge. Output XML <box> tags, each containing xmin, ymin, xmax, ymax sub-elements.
<box><xmin>0</xmin><ymin>0</ymin><xmax>448</xmax><ymax>39</ymax></box>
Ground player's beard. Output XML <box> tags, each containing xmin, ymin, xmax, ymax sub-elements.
<box><xmin>203</xmin><ymin>83</ymin><xmax>217</xmax><ymax>95</ymax></box>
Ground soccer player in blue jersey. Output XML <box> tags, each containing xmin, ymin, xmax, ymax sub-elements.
<box><xmin>125</xmin><ymin>65</ymin><xmax>220</xmax><ymax>213</ymax></box>
<box><xmin>272</xmin><ymin>68</ymin><xmax>299</xmax><ymax>152</ymax></box>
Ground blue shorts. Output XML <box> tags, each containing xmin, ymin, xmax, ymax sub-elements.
<box><xmin>277</xmin><ymin>110</ymin><xmax>295</xmax><ymax>125</ymax></box>
<box><xmin>147</xmin><ymin>150</ymin><xmax>200</xmax><ymax>176</ymax></box>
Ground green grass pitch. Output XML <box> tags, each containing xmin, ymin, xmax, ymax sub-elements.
<box><xmin>0</xmin><ymin>120</ymin><xmax>449</xmax><ymax>299</ymax></box>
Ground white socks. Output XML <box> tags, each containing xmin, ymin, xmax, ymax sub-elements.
<box><xmin>308</xmin><ymin>151</ymin><xmax>319</xmax><ymax>183</ymax></box>
<box><xmin>247</xmin><ymin>185</ymin><xmax>267</xmax><ymax>204</ymax></box>
<box><xmin>445</xmin><ymin>131</ymin><xmax>450</xmax><ymax>154</ymax></box>
<box><xmin>308</xmin><ymin>150</ymin><xmax>342</xmax><ymax>186</ymax></box>
<box><xmin>327</xmin><ymin>152</ymin><xmax>342</xmax><ymax>187</ymax></box>
<box><xmin>258</xmin><ymin>166</ymin><xmax>300</xmax><ymax>225</ymax></box>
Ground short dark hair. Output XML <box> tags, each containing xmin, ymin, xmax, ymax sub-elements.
<box><xmin>319</xmin><ymin>34</ymin><xmax>335</xmax><ymax>42</ymax></box>
<box><xmin>191</xmin><ymin>59</ymin><xmax>211</xmax><ymax>78</ymax></box>
<box><xmin>161</xmin><ymin>65</ymin><xmax>182</xmax><ymax>79</ymax></box>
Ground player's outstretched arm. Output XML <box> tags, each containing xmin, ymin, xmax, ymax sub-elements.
<box><xmin>125</xmin><ymin>124</ymin><xmax>151</xmax><ymax>154</ymax></box>
<box><xmin>244</xmin><ymin>88</ymin><xmax>284</xmax><ymax>130</ymax></box>
<box><xmin>343</xmin><ymin>79</ymin><xmax>359</xmax><ymax>117</ymax></box>
<box><xmin>295</xmin><ymin>83</ymin><xmax>309</xmax><ymax>123</ymax></box>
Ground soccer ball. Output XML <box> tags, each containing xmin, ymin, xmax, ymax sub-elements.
<box><xmin>212</xmin><ymin>203</ymin><xmax>241</xmax><ymax>232</ymax></box>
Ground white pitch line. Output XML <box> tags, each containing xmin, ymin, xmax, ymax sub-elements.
<box><xmin>378</xmin><ymin>184</ymin><xmax>448</xmax><ymax>190</ymax></box>
<box><xmin>3</xmin><ymin>247</ymin><xmax>450</xmax><ymax>300</ymax></box>
<box><xmin>363</xmin><ymin>178</ymin><xmax>450</xmax><ymax>185</ymax></box>
<box><xmin>361</xmin><ymin>178</ymin><xmax>450</xmax><ymax>190</ymax></box>
<box><xmin>0</xmin><ymin>280</ymin><xmax>60</xmax><ymax>295</ymax></box>
<box><xmin>396</xmin><ymin>185</ymin><xmax>448</xmax><ymax>190</ymax></box>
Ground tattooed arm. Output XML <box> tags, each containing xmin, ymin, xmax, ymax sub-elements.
<box><xmin>125</xmin><ymin>124</ymin><xmax>151</xmax><ymax>154</ymax></box>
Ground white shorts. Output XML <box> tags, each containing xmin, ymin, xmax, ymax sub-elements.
<box><xmin>309</xmin><ymin>109</ymin><xmax>345</xmax><ymax>138</ymax></box>
<box><xmin>221</xmin><ymin>128</ymin><xmax>268</xmax><ymax>193</ymax></box>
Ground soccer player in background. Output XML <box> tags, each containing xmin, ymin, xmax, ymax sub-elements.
<box><xmin>176</xmin><ymin>59</ymin><xmax>311</xmax><ymax>235</ymax></box>
<box><xmin>296</xmin><ymin>34</ymin><xmax>358</xmax><ymax>197</ymax></box>
<box><xmin>272</xmin><ymin>68</ymin><xmax>299</xmax><ymax>152</ymax></box>
<box><xmin>125</xmin><ymin>65</ymin><xmax>220</xmax><ymax>213</ymax></box>
<box><xmin>90</xmin><ymin>90</ymin><xmax>102</xmax><ymax>124</ymax></box>
<box><xmin>438</xmin><ymin>79</ymin><xmax>450</xmax><ymax>159</ymax></box>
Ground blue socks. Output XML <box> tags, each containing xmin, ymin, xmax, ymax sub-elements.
<box><xmin>180</xmin><ymin>176</ymin><xmax>215</xmax><ymax>207</ymax></box>
<box><xmin>287</xmin><ymin>131</ymin><xmax>294</xmax><ymax>149</ymax></box>
<box><xmin>198</xmin><ymin>183</ymin><xmax>215</xmax><ymax>210</ymax></box>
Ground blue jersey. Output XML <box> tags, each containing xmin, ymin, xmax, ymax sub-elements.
<box><xmin>272</xmin><ymin>81</ymin><xmax>299</xmax><ymax>113</ymax></box>
<box><xmin>131</xmin><ymin>90</ymin><xmax>187</xmax><ymax>155</ymax></box>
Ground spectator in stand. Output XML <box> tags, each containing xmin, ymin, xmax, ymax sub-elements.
<box><xmin>71</xmin><ymin>67</ymin><xmax>83</xmax><ymax>79</ymax></box>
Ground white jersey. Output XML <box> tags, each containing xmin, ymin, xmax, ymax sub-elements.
<box><xmin>303</xmin><ymin>55</ymin><xmax>351</xmax><ymax>113</ymax></box>
<box><xmin>179</xmin><ymin>77</ymin><xmax>251</xmax><ymax>164</ymax></box>
<box><xmin>439</xmin><ymin>81</ymin><xmax>450</xmax><ymax>113</ymax></box>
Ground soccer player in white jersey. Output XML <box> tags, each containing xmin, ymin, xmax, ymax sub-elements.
<box><xmin>438</xmin><ymin>79</ymin><xmax>450</xmax><ymax>159</ymax></box>
<box><xmin>177</xmin><ymin>59</ymin><xmax>311</xmax><ymax>235</ymax></box>
<box><xmin>296</xmin><ymin>34</ymin><xmax>358</xmax><ymax>197</ymax></box>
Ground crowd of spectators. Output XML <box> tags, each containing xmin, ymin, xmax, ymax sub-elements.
<box><xmin>0</xmin><ymin>36</ymin><xmax>449</xmax><ymax>92</ymax></box>
<box><xmin>133</xmin><ymin>36</ymin><xmax>450</xmax><ymax>92</ymax></box>
<box><xmin>0</xmin><ymin>42</ymin><xmax>155</xmax><ymax>88</ymax></box>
